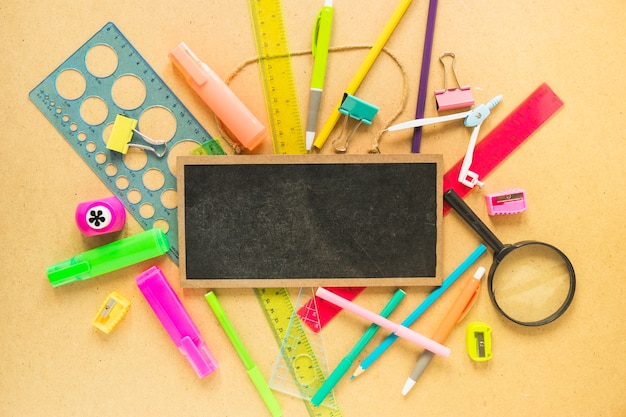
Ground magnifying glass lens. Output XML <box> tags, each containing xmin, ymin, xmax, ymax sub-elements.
<box><xmin>491</xmin><ymin>244</ymin><xmax>573</xmax><ymax>324</ymax></box>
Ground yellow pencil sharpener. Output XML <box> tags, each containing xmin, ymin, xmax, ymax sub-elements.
<box><xmin>93</xmin><ymin>292</ymin><xmax>131</xmax><ymax>334</ymax></box>
<box><xmin>466</xmin><ymin>322</ymin><xmax>492</xmax><ymax>362</ymax></box>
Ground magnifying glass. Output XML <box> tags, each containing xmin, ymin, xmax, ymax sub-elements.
<box><xmin>444</xmin><ymin>189</ymin><xmax>575</xmax><ymax>326</ymax></box>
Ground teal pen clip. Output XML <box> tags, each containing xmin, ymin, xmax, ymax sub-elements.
<box><xmin>205</xmin><ymin>291</ymin><xmax>282</xmax><ymax>417</ymax></box>
<box><xmin>311</xmin><ymin>288</ymin><xmax>406</xmax><ymax>407</ymax></box>
<box><xmin>46</xmin><ymin>228</ymin><xmax>170</xmax><ymax>287</ymax></box>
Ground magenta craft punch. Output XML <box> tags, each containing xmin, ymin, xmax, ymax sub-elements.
<box><xmin>434</xmin><ymin>52</ymin><xmax>474</xmax><ymax>112</ymax></box>
<box><xmin>136</xmin><ymin>266</ymin><xmax>218</xmax><ymax>378</ymax></box>
<box><xmin>485</xmin><ymin>189</ymin><xmax>527</xmax><ymax>215</ymax></box>
<box><xmin>75</xmin><ymin>196</ymin><xmax>126</xmax><ymax>236</ymax></box>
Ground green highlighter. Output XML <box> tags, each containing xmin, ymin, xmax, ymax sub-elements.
<box><xmin>205</xmin><ymin>291</ymin><xmax>282</xmax><ymax>417</ymax></box>
<box><xmin>311</xmin><ymin>288</ymin><xmax>406</xmax><ymax>407</ymax></box>
<box><xmin>46</xmin><ymin>228</ymin><xmax>170</xmax><ymax>287</ymax></box>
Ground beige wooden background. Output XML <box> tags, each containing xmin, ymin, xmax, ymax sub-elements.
<box><xmin>1</xmin><ymin>1</ymin><xmax>625</xmax><ymax>416</ymax></box>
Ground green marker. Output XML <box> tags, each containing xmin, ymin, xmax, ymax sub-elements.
<box><xmin>311</xmin><ymin>288</ymin><xmax>406</xmax><ymax>406</ymax></box>
<box><xmin>46</xmin><ymin>228</ymin><xmax>169</xmax><ymax>287</ymax></box>
<box><xmin>205</xmin><ymin>291</ymin><xmax>282</xmax><ymax>417</ymax></box>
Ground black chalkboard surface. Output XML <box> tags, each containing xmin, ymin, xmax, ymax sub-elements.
<box><xmin>178</xmin><ymin>154</ymin><xmax>442</xmax><ymax>288</ymax></box>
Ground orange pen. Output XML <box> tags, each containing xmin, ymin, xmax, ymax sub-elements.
<box><xmin>402</xmin><ymin>266</ymin><xmax>485</xmax><ymax>395</ymax></box>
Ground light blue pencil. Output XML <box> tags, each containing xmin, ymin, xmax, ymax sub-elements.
<box><xmin>351</xmin><ymin>244</ymin><xmax>487</xmax><ymax>378</ymax></box>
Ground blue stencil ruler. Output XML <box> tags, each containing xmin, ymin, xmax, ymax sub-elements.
<box><xmin>29</xmin><ymin>22</ymin><xmax>224</xmax><ymax>264</ymax></box>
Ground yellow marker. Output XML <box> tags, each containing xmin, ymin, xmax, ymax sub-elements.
<box><xmin>313</xmin><ymin>0</ymin><xmax>414</xmax><ymax>150</ymax></box>
<box><xmin>92</xmin><ymin>292</ymin><xmax>131</xmax><ymax>334</ymax></box>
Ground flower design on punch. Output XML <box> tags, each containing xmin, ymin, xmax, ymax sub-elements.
<box><xmin>88</xmin><ymin>209</ymin><xmax>106</xmax><ymax>227</ymax></box>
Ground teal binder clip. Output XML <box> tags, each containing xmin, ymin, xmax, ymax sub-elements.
<box><xmin>332</xmin><ymin>93</ymin><xmax>379</xmax><ymax>152</ymax></box>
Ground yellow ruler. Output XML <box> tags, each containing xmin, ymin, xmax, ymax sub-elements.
<box><xmin>247</xmin><ymin>0</ymin><xmax>307</xmax><ymax>154</ymax></box>
<box><xmin>255</xmin><ymin>288</ymin><xmax>343</xmax><ymax>417</ymax></box>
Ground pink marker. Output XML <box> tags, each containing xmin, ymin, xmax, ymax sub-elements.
<box><xmin>136</xmin><ymin>266</ymin><xmax>218</xmax><ymax>378</ymax></box>
<box><xmin>315</xmin><ymin>287</ymin><xmax>451</xmax><ymax>358</ymax></box>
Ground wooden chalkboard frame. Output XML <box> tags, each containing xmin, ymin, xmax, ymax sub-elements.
<box><xmin>178</xmin><ymin>154</ymin><xmax>443</xmax><ymax>288</ymax></box>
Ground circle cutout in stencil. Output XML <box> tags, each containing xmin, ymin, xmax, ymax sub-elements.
<box><xmin>161</xmin><ymin>189</ymin><xmax>177</xmax><ymax>209</ymax></box>
<box><xmin>167</xmin><ymin>139</ymin><xmax>200</xmax><ymax>176</ymax></box>
<box><xmin>140</xmin><ymin>203</ymin><xmax>155</xmax><ymax>219</ymax></box>
<box><xmin>55</xmin><ymin>69</ymin><xmax>86</xmax><ymax>100</ymax></box>
<box><xmin>123</xmin><ymin>147</ymin><xmax>148</xmax><ymax>171</ymax></box>
<box><xmin>138</xmin><ymin>106</ymin><xmax>177</xmax><ymax>143</ymax></box>
<box><xmin>127</xmin><ymin>189</ymin><xmax>142</xmax><ymax>204</ymax></box>
<box><xmin>153</xmin><ymin>218</ymin><xmax>170</xmax><ymax>233</ymax></box>
<box><xmin>80</xmin><ymin>96</ymin><xmax>108</xmax><ymax>126</ymax></box>
<box><xmin>85</xmin><ymin>44</ymin><xmax>118</xmax><ymax>78</ymax></box>
<box><xmin>143</xmin><ymin>169</ymin><xmax>165</xmax><ymax>191</ymax></box>
<box><xmin>112</xmin><ymin>74</ymin><xmax>147</xmax><ymax>110</ymax></box>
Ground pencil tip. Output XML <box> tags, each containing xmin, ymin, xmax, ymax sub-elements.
<box><xmin>351</xmin><ymin>366</ymin><xmax>365</xmax><ymax>379</ymax></box>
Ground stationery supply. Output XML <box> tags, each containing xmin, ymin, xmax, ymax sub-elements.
<box><xmin>331</xmin><ymin>94</ymin><xmax>379</xmax><ymax>152</ymax></box>
<box><xmin>301</xmin><ymin>85</ymin><xmax>564</xmax><ymax>328</ymax></box>
<box><xmin>254</xmin><ymin>288</ymin><xmax>343</xmax><ymax>417</ymax></box>
<box><xmin>402</xmin><ymin>266</ymin><xmax>485</xmax><ymax>396</ymax></box>
<box><xmin>178</xmin><ymin>154</ymin><xmax>443</xmax><ymax>288</ymax></box>
<box><xmin>388</xmin><ymin>94</ymin><xmax>503</xmax><ymax>189</ymax></box>
<box><xmin>205</xmin><ymin>291</ymin><xmax>282</xmax><ymax>417</ymax></box>
<box><xmin>312</xmin><ymin>0</ymin><xmax>414</xmax><ymax>150</ymax></box>
<box><xmin>444</xmin><ymin>189</ymin><xmax>576</xmax><ymax>326</ymax></box>
<box><xmin>46</xmin><ymin>228</ymin><xmax>169</xmax><ymax>287</ymax></box>
<box><xmin>247</xmin><ymin>0</ymin><xmax>307</xmax><ymax>154</ymax></box>
<box><xmin>170</xmin><ymin>42</ymin><xmax>268</xmax><ymax>152</ymax></box>
<box><xmin>315</xmin><ymin>287</ymin><xmax>451</xmax><ymax>357</ymax></box>
<box><xmin>106</xmin><ymin>114</ymin><xmax>167</xmax><ymax>157</ymax></box>
<box><xmin>485</xmin><ymin>189</ymin><xmax>527</xmax><ymax>215</ymax></box>
<box><xmin>442</xmin><ymin>83</ymin><xmax>564</xmax><ymax>214</ymax></box>
<box><xmin>311</xmin><ymin>289</ymin><xmax>406</xmax><ymax>406</ymax></box>
<box><xmin>466</xmin><ymin>322</ymin><xmax>493</xmax><ymax>361</ymax></box>
<box><xmin>136</xmin><ymin>266</ymin><xmax>218</xmax><ymax>378</ymax></box>
<box><xmin>92</xmin><ymin>292</ymin><xmax>131</xmax><ymax>334</ymax></box>
<box><xmin>306</xmin><ymin>0</ymin><xmax>334</xmax><ymax>150</ymax></box>
<box><xmin>75</xmin><ymin>195</ymin><xmax>126</xmax><ymax>236</ymax></box>
<box><xmin>434</xmin><ymin>52</ymin><xmax>474</xmax><ymax>111</ymax></box>
<box><xmin>29</xmin><ymin>22</ymin><xmax>225</xmax><ymax>265</ymax></box>
<box><xmin>411</xmin><ymin>0</ymin><xmax>439</xmax><ymax>153</ymax></box>
<box><xmin>352</xmin><ymin>244</ymin><xmax>487</xmax><ymax>378</ymax></box>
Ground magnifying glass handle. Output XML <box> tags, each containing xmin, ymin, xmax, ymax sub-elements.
<box><xmin>444</xmin><ymin>189</ymin><xmax>505</xmax><ymax>252</ymax></box>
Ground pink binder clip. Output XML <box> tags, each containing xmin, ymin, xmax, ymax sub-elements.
<box><xmin>434</xmin><ymin>52</ymin><xmax>474</xmax><ymax>112</ymax></box>
<box><xmin>485</xmin><ymin>189</ymin><xmax>527</xmax><ymax>215</ymax></box>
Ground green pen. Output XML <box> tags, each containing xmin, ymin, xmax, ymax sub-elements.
<box><xmin>305</xmin><ymin>0</ymin><xmax>334</xmax><ymax>150</ymax></box>
<box><xmin>205</xmin><ymin>291</ymin><xmax>282</xmax><ymax>417</ymax></box>
<box><xmin>46</xmin><ymin>228</ymin><xmax>170</xmax><ymax>287</ymax></box>
<box><xmin>311</xmin><ymin>288</ymin><xmax>406</xmax><ymax>406</ymax></box>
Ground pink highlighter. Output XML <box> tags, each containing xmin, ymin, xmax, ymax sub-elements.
<box><xmin>136</xmin><ymin>266</ymin><xmax>218</xmax><ymax>378</ymax></box>
<box><xmin>169</xmin><ymin>42</ymin><xmax>267</xmax><ymax>152</ymax></box>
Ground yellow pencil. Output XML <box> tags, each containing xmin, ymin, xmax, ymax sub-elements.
<box><xmin>312</xmin><ymin>0</ymin><xmax>414</xmax><ymax>150</ymax></box>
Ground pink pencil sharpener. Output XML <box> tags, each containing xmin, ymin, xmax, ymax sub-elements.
<box><xmin>485</xmin><ymin>189</ymin><xmax>527</xmax><ymax>215</ymax></box>
<box><xmin>76</xmin><ymin>196</ymin><xmax>126</xmax><ymax>236</ymax></box>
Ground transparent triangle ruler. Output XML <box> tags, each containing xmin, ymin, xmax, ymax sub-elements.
<box><xmin>255</xmin><ymin>288</ymin><xmax>343</xmax><ymax>417</ymax></box>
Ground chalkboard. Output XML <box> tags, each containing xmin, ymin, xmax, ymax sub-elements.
<box><xmin>178</xmin><ymin>154</ymin><xmax>442</xmax><ymax>288</ymax></box>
